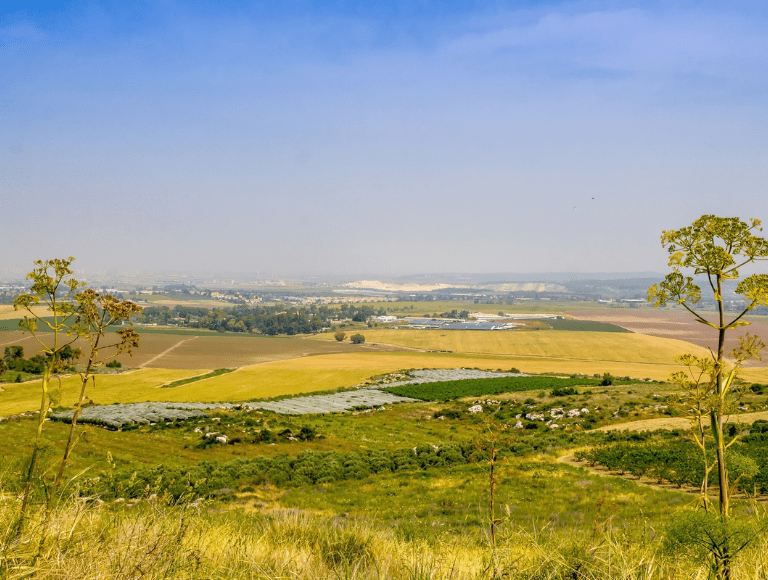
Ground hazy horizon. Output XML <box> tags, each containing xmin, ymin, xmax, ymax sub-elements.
<box><xmin>3</xmin><ymin>1</ymin><xmax>768</xmax><ymax>277</ymax></box>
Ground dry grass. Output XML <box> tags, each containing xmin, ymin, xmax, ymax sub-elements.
<box><xmin>3</xmin><ymin>497</ymin><xmax>767</xmax><ymax>579</ymax></box>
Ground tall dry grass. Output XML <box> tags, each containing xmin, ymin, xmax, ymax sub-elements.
<box><xmin>2</xmin><ymin>491</ymin><xmax>768</xmax><ymax>580</ymax></box>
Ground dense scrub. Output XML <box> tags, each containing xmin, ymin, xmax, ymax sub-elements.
<box><xmin>79</xmin><ymin>428</ymin><xmax>623</xmax><ymax>500</ymax></box>
<box><xmin>91</xmin><ymin>443</ymin><xmax>484</xmax><ymax>499</ymax></box>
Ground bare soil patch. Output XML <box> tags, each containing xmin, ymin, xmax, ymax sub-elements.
<box><xmin>131</xmin><ymin>333</ymin><xmax>400</xmax><ymax>369</ymax></box>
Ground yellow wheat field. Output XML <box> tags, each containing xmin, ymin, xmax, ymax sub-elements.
<box><xmin>316</xmin><ymin>329</ymin><xmax>712</xmax><ymax>364</ymax></box>
<box><xmin>0</xmin><ymin>305</ymin><xmax>52</xmax><ymax>321</ymax></box>
<box><xmin>0</xmin><ymin>368</ymin><xmax>204</xmax><ymax>416</ymax></box>
<box><xmin>4</xmin><ymin>332</ymin><xmax>767</xmax><ymax>415</ymax></box>
<box><xmin>2</xmin><ymin>350</ymin><xmax>736</xmax><ymax>416</ymax></box>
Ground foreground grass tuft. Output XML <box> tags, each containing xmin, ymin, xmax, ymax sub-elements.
<box><xmin>2</xmin><ymin>494</ymin><xmax>768</xmax><ymax>579</ymax></box>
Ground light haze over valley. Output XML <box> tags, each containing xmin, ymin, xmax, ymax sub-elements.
<box><xmin>2</xmin><ymin>1</ymin><xmax>768</xmax><ymax>277</ymax></box>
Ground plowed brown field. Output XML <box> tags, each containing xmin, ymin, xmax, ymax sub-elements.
<box><xmin>0</xmin><ymin>331</ymin><xmax>399</xmax><ymax>369</ymax></box>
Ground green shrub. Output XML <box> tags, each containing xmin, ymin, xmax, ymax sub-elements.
<box><xmin>551</xmin><ymin>386</ymin><xmax>578</xmax><ymax>396</ymax></box>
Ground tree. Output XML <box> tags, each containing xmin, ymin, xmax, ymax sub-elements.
<box><xmin>334</xmin><ymin>331</ymin><xmax>346</xmax><ymax>342</ymax></box>
<box><xmin>350</xmin><ymin>333</ymin><xmax>365</xmax><ymax>344</ymax></box>
<box><xmin>3</xmin><ymin>345</ymin><xmax>24</xmax><ymax>364</ymax></box>
<box><xmin>649</xmin><ymin>215</ymin><xmax>768</xmax><ymax>579</ymax></box>
<box><xmin>57</xmin><ymin>345</ymin><xmax>82</xmax><ymax>368</ymax></box>
<box><xmin>0</xmin><ymin>358</ymin><xmax>6</xmax><ymax>375</ymax></box>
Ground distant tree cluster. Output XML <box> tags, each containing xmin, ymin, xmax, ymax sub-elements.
<box><xmin>135</xmin><ymin>303</ymin><xmax>389</xmax><ymax>335</ymax></box>
<box><xmin>2</xmin><ymin>345</ymin><xmax>81</xmax><ymax>375</ymax></box>
<box><xmin>0</xmin><ymin>289</ymin><xmax>22</xmax><ymax>305</ymax></box>
<box><xmin>439</xmin><ymin>309</ymin><xmax>470</xmax><ymax>319</ymax></box>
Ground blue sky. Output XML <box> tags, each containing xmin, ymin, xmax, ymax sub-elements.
<box><xmin>2</xmin><ymin>1</ymin><xmax>768</xmax><ymax>278</ymax></box>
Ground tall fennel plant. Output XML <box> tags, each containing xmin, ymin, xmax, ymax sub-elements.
<box><xmin>12</xmin><ymin>258</ymin><xmax>82</xmax><ymax>522</ymax></box>
<box><xmin>51</xmin><ymin>289</ymin><xmax>141</xmax><ymax>497</ymax></box>
<box><xmin>648</xmin><ymin>215</ymin><xmax>768</xmax><ymax>517</ymax></box>
<box><xmin>649</xmin><ymin>215</ymin><xmax>768</xmax><ymax>580</ymax></box>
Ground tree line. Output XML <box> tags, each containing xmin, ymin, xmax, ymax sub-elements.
<box><xmin>134</xmin><ymin>303</ymin><xmax>388</xmax><ymax>334</ymax></box>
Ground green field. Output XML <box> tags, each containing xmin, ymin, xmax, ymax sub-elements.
<box><xmin>544</xmin><ymin>318</ymin><xmax>631</xmax><ymax>332</ymax></box>
<box><xmin>384</xmin><ymin>375</ymin><xmax>621</xmax><ymax>401</ymax></box>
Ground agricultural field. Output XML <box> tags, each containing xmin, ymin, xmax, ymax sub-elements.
<box><xmin>3</xmin><ymin>373</ymin><xmax>766</xmax><ymax>481</ymax></box>
<box><xmin>0</xmin><ymin>328</ymin><xmax>386</xmax><ymax>370</ymax></box>
<box><xmin>5</xmin><ymin>347</ymin><xmax>768</xmax><ymax>417</ymax></box>
<box><xmin>568</xmin><ymin>308</ymin><xmax>768</xmax><ymax>364</ymax></box>
<box><xmin>0</xmin><ymin>368</ymin><xmax>205</xmax><ymax>415</ymax></box>
<box><xmin>0</xmin><ymin>305</ymin><xmax>50</xmax><ymax>321</ymax></box>
<box><xmin>364</xmin><ymin>300</ymin><xmax>604</xmax><ymax>316</ymax></box>
<box><xmin>319</xmin><ymin>328</ymin><xmax>711</xmax><ymax>365</ymax></box>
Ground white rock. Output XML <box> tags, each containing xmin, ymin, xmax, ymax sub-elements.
<box><xmin>514</xmin><ymin>421</ymin><xmax>524</xmax><ymax>429</ymax></box>
<box><xmin>215</xmin><ymin>435</ymin><xmax>228</xmax><ymax>444</ymax></box>
<box><xmin>468</xmin><ymin>405</ymin><xmax>483</xmax><ymax>414</ymax></box>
